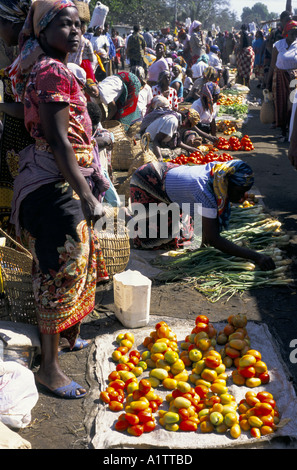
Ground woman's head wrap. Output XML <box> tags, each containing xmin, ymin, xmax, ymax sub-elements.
<box><xmin>209</xmin><ymin>159</ymin><xmax>254</xmax><ymax>229</ymax></box>
<box><xmin>156</xmin><ymin>42</ymin><xmax>166</xmax><ymax>53</ymax></box>
<box><xmin>283</xmin><ymin>20</ymin><xmax>297</xmax><ymax>37</ymax></box>
<box><xmin>189</xmin><ymin>20</ymin><xmax>201</xmax><ymax>35</ymax></box>
<box><xmin>172</xmin><ymin>63</ymin><xmax>182</xmax><ymax>74</ymax></box>
<box><xmin>16</xmin><ymin>0</ymin><xmax>76</xmax><ymax>99</ymax></box>
<box><xmin>151</xmin><ymin>95</ymin><xmax>170</xmax><ymax>109</ymax></box>
<box><xmin>0</xmin><ymin>0</ymin><xmax>31</xmax><ymax>22</ymax></box>
<box><xmin>187</xmin><ymin>108</ymin><xmax>200</xmax><ymax>125</ymax></box>
<box><xmin>158</xmin><ymin>69</ymin><xmax>171</xmax><ymax>84</ymax></box>
<box><xmin>203</xmin><ymin>66</ymin><xmax>217</xmax><ymax>81</ymax></box>
<box><xmin>197</xmin><ymin>53</ymin><xmax>209</xmax><ymax>64</ymax></box>
<box><xmin>200</xmin><ymin>81</ymin><xmax>220</xmax><ymax>113</ymax></box>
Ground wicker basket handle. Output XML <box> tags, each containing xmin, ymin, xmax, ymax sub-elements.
<box><xmin>0</xmin><ymin>227</ymin><xmax>33</xmax><ymax>258</ymax></box>
<box><xmin>141</xmin><ymin>133</ymin><xmax>151</xmax><ymax>151</ymax></box>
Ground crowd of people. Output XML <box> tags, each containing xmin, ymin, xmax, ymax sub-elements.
<box><xmin>0</xmin><ymin>0</ymin><xmax>295</xmax><ymax>401</ymax></box>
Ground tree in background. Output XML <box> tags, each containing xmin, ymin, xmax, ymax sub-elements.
<box><xmin>241</xmin><ymin>3</ymin><xmax>278</xmax><ymax>25</ymax></box>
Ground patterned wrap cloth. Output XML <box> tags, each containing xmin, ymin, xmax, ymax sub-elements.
<box><xmin>11</xmin><ymin>0</ymin><xmax>109</xmax><ymax>346</ymax></box>
<box><xmin>208</xmin><ymin>159</ymin><xmax>254</xmax><ymax>229</ymax></box>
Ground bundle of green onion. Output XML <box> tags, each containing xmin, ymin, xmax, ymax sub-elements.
<box><xmin>153</xmin><ymin>204</ymin><xmax>294</xmax><ymax>302</ymax></box>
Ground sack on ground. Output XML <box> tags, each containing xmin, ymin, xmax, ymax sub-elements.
<box><xmin>0</xmin><ymin>360</ymin><xmax>39</xmax><ymax>429</ymax></box>
<box><xmin>260</xmin><ymin>89</ymin><xmax>275</xmax><ymax>124</ymax></box>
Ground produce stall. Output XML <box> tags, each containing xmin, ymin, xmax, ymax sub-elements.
<box><xmin>86</xmin><ymin>315</ymin><xmax>297</xmax><ymax>449</ymax></box>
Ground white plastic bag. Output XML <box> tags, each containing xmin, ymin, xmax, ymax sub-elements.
<box><xmin>89</xmin><ymin>1</ymin><xmax>109</xmax><ymax>29</ymax></box>
<box><xmin>0</xmin><ymin>360</ymin><xmax>39</xmax><ymax>429</ymax></box>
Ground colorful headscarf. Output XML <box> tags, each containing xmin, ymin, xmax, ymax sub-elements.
<box><xmin>197</xmin><ymin>53</ymin><xmax>209</xmax><ymax>64</ymax></box>
<box><xmin>203</xmin><ymin>66</ymin><xmax>217</xmax><ymax>81</ymax></box>
<box><xmin>209</xmin><ymin>159</ymin><xmax>254</xmax><ymax>229</ymax></box>
<box><xmin>200</xmin><ymin>81</ymin><xmax>220</xmax><ymax>113</ymax></box>
<box><xmin>187</xmin><ymin>108</ymin><xmax>200</xmax><ymax>125</ymax></box>
<box><xmin>16</xmin><ymin>0</ymin><xmax>76</xmax><ymax>99</ymax></box>
<box><xmin>0</xmin><ymin>0</ymin><xmax>31</xmax><ymax>22</ymax></box>
<box><xmin>283</xmin><ymin>20</ymin><xmax>297</xmax><ymax>38</ymax></box>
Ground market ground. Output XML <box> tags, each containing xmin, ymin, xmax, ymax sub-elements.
<box><xmin>19</xmin><ymin>80</ymin><xmax>297</xmax><ymax>450</ymax></box>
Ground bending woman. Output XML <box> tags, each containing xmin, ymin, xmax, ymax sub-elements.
<box><xmin>11</xmin><ymin>0</ymin><xmax>108</xmax><ymax>399</ymax></box>
<box><xmin>129</xmin><ymin>158</ymin><xmax>275</xmax><ymax>272</ymax></box>
<box><xmin>95</xmin><ymin>70</ymin><xmax>141</xmax><ymax>131</ymax></box>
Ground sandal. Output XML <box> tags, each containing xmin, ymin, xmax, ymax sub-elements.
<box><xmin>37</xmin><ymin>380</ymin><xmax>87</xmax><ymax>399</ymax></box>
<box><xmin>58</xmin><ymin>337</ymin><xmax>91</xmax><ymax>355</ymax></box>
<box><xmin>72</xmin><ymin>337</ymin><xmax>91</xmax><ymax>351</ymax></box>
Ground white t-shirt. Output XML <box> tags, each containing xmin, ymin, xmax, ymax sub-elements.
<box><xmin>91</xmin><ymin>34</ymin><xmax>110</xmax><ymax>53</ymax></box>
<box><xmin>191</xmin><ymin>60</ymin><xmax>208</xmax><ymax>78</ymax></box>
<box><xmin>208</xmin><ymin>51</ymin><xmax>222</xmax><ymax>70</ymax></box>
<box><xmin>146</xmin><ymin>114</ymin><xmax>179</xmax><ymax>140</ymax></box>
<box><xmin>274</xmin><ymin>38</ymin><xmax>297</xmax><ymax>70</ymax></box>
<box><xmin>147</xmin><ymin>57</ymin><xmax>169</xmax><ymax>82</ymax></box>
<box><xmin>137</xmin><ymin>84</ymin><xmax>153</xmax><ymax>118</ymax></box>
<box><xmin>191</xmin><ymin>98</ymin><xmax>218</xmax><ymax>124</ymax></box>
<box><xmin>97</xmin><ymin>75</ymin><xmax>123</xmax><ymax>105</ymax></box>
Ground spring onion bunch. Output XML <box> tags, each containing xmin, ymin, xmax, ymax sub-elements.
<box><xmin>153</xmin><ymin>204</ymin><xmax>294</xmax><ymax>301</ymax></box>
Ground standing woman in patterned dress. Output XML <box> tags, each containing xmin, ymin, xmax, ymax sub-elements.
<box><xmin>235</xmin><ymin>24</ymin><xmax>255</xmax><ymax>87</ymax></box>
<box><xmin>11</xmin><ymin>0</ymin><xmax>108</xmax><ymax>399</ymax></box>
<box><xmin>0</xmin><ymin>0</ymin><xmax>34</xmax><ymax>232</ymax></box>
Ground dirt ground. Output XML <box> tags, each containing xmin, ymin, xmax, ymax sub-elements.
<box><xmin>18</xmin><ymin>80</ymin><xmax>297</xmax><ymax>450</ymax></box>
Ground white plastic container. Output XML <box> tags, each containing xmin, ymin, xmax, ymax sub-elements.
<box><xmin>113</xmin><ymin>270</ymin><xmax>151</xmax><ymax>328</ymax></box>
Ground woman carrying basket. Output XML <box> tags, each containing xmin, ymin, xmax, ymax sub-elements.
<box><xmin>11</xmin><ymin>0</ymin><xmax>108</xmax><ymax>399</ymax></box>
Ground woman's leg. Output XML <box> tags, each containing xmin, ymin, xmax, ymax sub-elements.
<box><xmin>36</xmin><ymin>333</ymin><xmax>87</xmax><ymax>396</ymax></box>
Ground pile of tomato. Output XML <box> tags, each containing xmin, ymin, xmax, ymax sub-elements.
<box><xmin>216</xmin><ymin>135</ymin><xmax>254</xmax><ymax>152</ymax></box>
<box><xmin>170</xmin><ymin>151</ymin><xmax>233</xmax><ymax>166</ymax></box>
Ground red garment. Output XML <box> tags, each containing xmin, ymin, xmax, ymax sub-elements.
<box><xmin>283</xmin><ymin>20</ymin><xmax>297</xmax><ymax>37</ymax></box>
<box><xmin>24</xmin><ymin>56</ymin><xmax>93</xmax><ymax>149</ymax></box>
<box><xmin>81</xmin><ymin>59</ymin><xmax>96</xmax><ymax>81</ymax></box>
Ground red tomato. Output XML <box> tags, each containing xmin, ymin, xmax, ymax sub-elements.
<box><xmin>125</xmin><ymin>413</ymin><xmax>140</xmax><ymax>426</ymax></box>
<box><xmin>179</xmin><ymin>419</ymin><xmax>198</xmax><ymax>431</ymax></box>
<box><xmin>100</xmin><ymin>391</ymin><xmax>110</xmax><ymax>403</ymax></box>
<box><xmin>238</xmin><ymin>366</ymin><xmax>256</xmax><ymax>378</ymax></box>
<box><xmin>195</xmin><ymin>314</ymin><xmax>209</xmax><ymax>324</ymax></box>
<box><xmin>139</xmin><ymin>379</ymin><xmax>151</xmax><ymax>395</ymax></box>
<box><xmin>143</xmin><ymin>420</ymin><xmax>156</xmax><ymax>432</ymax></box>
<box><xmin>115</xmin><ymin>419</ymin><xmax>129</xmax><ymax>432</ymax></box>
<box><xmin>137</xmin><ymin>410</ymin><xmax>153</xmax><ymax>423</ymax></box>
<box><xmin>109</xmin><ymin>401</ymin><xmax>124</xmax><ymax>412</ymax></box>
<box><xmin>127</xmin><ymin>424</ymin><xmax>144</xmax><ymax>436</ymax></box>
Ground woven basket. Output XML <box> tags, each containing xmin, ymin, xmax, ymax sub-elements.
<box><xmin>73</xmin><ymin>0</ymin><xmax>90</xmax><ymax>22</ymax></box>
<box><xmin>102</xmin><ymin>120</ymin><xmax>135</xmax><ymax>170</ymax></box>
<box><xmin>96</xmin><ymin>208</ymin><xmax>130</xmax><ymax>278</ymax></box>
<box><xmin>117</xmin><ymin>134</ymin><xmax>157</xmax><ymax>202</ymax></box>
<box><xmin>0</xmin><ymin>228</ymin><xmax>37</xmax><ymax>325</ymax></box>
<box><xmin>127</xmin><ymin>134</ymin><xmax>157</xmax><ymax>176</ymax></box>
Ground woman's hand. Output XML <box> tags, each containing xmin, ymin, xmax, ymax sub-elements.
<box><xmin>80</xmin><ymin>194</ymin><xmax>106</xmax><ymax>227</ymax></box>
<box><xmin>254</xmin><ymin>253</ymin><xmax>276</xmax><ymax>271</ymax></box>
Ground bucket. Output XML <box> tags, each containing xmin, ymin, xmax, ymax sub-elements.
<box><xmin>113</xmin><ymin>270</ymin><xmax>151</xmax><ymax>328</ymax></box>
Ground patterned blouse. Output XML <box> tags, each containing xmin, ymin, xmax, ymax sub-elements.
<box><xmin>151</xmin><ymin>84</ymin><xmax>178</xmax><ymax>110</ymax></box>
<box><xmin>24</xmin><ymin>55</ymin><xmax>93</xmax><ymax>151</ymax></box>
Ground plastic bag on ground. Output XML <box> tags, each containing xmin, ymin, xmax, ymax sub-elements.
<box><xmin>0</xmin><ymin>360</ymin><xmax>39</xmax><ymax>429</ymax></box>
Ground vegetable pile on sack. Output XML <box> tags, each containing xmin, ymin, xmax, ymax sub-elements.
<box><xmin>152</xmin><ymin>203</ymin><xmax>293</xmax><ymax>302</ymax></box>
<box><xmin>99</xmin><ymin>315</ymin><xmax>284</xmax><ymax>439</ymax></box>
